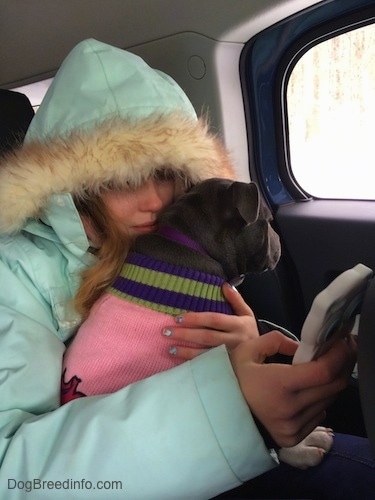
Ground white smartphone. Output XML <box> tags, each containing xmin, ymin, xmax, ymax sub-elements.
<box><xmin>292</xmin><ymin>263</ymin><xmax>373</xmax><ymax>365</ymax></box>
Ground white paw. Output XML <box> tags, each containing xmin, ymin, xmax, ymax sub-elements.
<box><xmin>277</xmin><ymin>426</ymin><xmax>334</xmax><ymax>470</ymax></box>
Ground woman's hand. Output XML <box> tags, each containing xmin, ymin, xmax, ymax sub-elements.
<box><xmin>162</xmin><ymin>283</ymin><xmax>260</xmax><ymax>359</ymax></box>
<box><xmin>230</xmin><ymin>331</ymin><xmax>357</xmax><ymax>448</ymax></box>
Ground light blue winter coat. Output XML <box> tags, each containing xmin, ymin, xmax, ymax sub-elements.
<box><xmin>0</xmin><ymin>39</ymin><xmax>276</xmax><ymax>499</ymax></box>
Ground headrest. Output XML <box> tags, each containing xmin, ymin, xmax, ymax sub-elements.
<box><xmin>0</xmin><ymin>89</ymin><xmax>35</xmax><ymax>155</ymax></box>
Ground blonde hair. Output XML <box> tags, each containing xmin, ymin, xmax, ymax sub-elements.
<box><xmin>73</xmin><ymin>193</ymin><xmax>131</xmax><ymax>318</ymax></box>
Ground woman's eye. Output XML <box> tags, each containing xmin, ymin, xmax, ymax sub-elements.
<box><xmin>154</xmin><ymin>170</ymin><xmax>175</xmax><ymax>183</ymax></box>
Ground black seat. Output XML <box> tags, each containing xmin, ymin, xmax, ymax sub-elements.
<box><xmin>358</xmin><ymin>276</ymin><xmax>375</xmax><ymax>457</ymax></box>
<box><xmin>0</xmin><ymin>89</ymin><xmax>35</xmax><ymax>156</ymax></box>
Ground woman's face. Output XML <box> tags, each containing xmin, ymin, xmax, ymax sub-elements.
<box><xmin>100</xmin><ymin>177</ymin><xmax>176</xmax><ymax>237</ymax></box>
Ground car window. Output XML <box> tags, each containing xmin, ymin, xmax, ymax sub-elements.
<box><xmin>241</xmin><ymin>0</ymin><xmax>375</xmax><ymax>206</ymax></box>
<box><xmin>287</xmin><ymin>23</ymin><xmax>375</xmax><ymax>200</ymax></box>
<box><xmin>12</xmin><ymin>78</ymin><xmax>53</xmax><ymax>111</ymax></box>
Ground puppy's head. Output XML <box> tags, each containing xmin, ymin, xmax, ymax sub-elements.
<box><xmin>231</xmin><ymin>182</ymin><xmax>281</xmax><ymax>274</ymax></box>
<box><xmin>168</xmin><ymin>178</ymin><xmax>281</xmax><ymax>280</ymax></box>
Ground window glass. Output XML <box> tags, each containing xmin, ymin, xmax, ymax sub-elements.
<box><xmin>12</xmin><ymin>78</ymin><xmax>53</xmax><ymax>111</ymax></box>
<box><xmin>287</xmin><ymin>24</ymin><xmax>375</xmax><ymax>199</ymax></box>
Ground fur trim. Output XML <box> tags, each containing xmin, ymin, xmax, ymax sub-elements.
<box><xmin>0</xmin><ymin>113</ymin><xmax>236</xmax><ymax>233</ymax></box>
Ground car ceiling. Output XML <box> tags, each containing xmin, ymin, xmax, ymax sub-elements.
<box><xmin>1</xmin><ymin>0</ymin><xmax>324</xmax><ymax>88</ymax></box>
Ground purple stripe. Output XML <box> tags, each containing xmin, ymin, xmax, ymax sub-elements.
<box><xmin>111</xmin><ymin>276</ymin><xmax>233</xmax><ymax>314</ymax></box>
<box><xmin>126</xmin><ymin>252</ymin><xmax>224</xmax><ymax>286</ymax></box>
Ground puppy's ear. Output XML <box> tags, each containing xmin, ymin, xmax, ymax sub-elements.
<box><xmin>227</xmin><ymin>182</ymin><xmax>260</xmax><ymax>224</ymax></box>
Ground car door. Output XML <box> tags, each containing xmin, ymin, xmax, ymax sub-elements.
<box><xmin>237</xmin><ymin>0</ymin><xmax>375</xmax><ymax>437</ymax></box>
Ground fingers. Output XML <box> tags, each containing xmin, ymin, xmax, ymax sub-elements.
<box><xmin>221</xmin><ymin>283</ymin><xmax>255</xmax><ymax>316</ymax></box>
<box><xmin>165</xmin><ymin>328</ymin><xmax>298</xmax><ymax>365</ymax></box>
<box><xmin>290</xmin><ymin>336</ymin><xmax>356</xmax><ymax>391</ymax></box>
<box><xmin>171</xmin><ymin>283</ymin><xmax>256</xmax><ymax>331</ymax></box>
<box><xmin>171</xmin><ymin>311</ymin><xmax>236</xmax><ymax>332</ymax></box>
<box><xmin>162</xmin><ymin>295</ymin><xmax>260</xmax><ymax>356</ymax></box>
<box><xmin>168</xmin><ymin>330</ymin><xmax>297</xmax><ymax>365</ymax></box>
<box><xmin>168</xmin><ymin>345</ymin><xmax>209</xmax><ymax>360</ymax></box>
<box><xmin>229</xmin><ymin>332</ymin><xmax>355</xmax><ymax>448</ymax></box>
<box><xmin>253</xmin><ymin>386</ymin><xmax>330</xmax><ymax>448</ymax></box>
<box><xmin>163</xmin><ymin>325</ymin><xmax>241</xmax><ymax>348</ymax></box>
<box><xmin>234</xmin><ymin>331</ymin><xmax>299</xmax><ymax>363</ymax></box>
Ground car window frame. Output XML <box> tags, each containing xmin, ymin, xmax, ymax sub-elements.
<box><xmin>240</xmin><ymin>0</ymin><xmax>375</xmax><ymax>207</ymax></box>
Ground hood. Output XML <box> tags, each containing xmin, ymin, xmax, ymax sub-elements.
<box><xmin>25</xmin><ymin>38</ymin><xmax>197</xmax><ymax>142</ymax></box>
<box><xmin>0</xmin><ymin>39</ymin><xmax>235</xmax><ymax>234</ymax></box>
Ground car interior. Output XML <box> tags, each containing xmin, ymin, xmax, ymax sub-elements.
<box><xmin>1</xmin><ymin>0</ymin><xmax>375</xmax><ymax>454</ymax></box>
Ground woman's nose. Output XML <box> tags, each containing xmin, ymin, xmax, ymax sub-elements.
<box><xmin>138</xmin><ymin>180</ymin><xmax>165</xmax><ymax>212</ymax></box>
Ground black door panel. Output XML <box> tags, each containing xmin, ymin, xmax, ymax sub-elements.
<box><xmin>276</xmin><ymin>200</ymin><xmax>375</xmax><ymax>316</ymax></box>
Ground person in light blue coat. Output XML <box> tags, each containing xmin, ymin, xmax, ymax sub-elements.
<box><xmin>0</xmin><ymin>38</ymin><xmax>361</xmax><ymax>499</ymax></box>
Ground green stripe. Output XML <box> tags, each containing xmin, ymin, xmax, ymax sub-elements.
<box><xmin>110</xmin><ymin>288</ymin><xmax>191</xmax><ymax>315</ymax></box>
<box><xmin>120</xmin><ymin>263</ymin><xmax>224</xmax><ymax>299</ymax></box>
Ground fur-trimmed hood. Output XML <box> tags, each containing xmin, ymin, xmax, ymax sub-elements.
<box><xmin>0</xmin><ymin>39</ymin><xmax>235</xmax><ymax>234</ymax></box>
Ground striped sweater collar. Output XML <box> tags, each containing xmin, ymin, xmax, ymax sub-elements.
<box><xmin>109</xmin><ymin>252</ymin><xmax>233</xmax><ymax>315</ymax></box>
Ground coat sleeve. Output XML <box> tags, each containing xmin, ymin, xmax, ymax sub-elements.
<box><xmin>0</xmin><ymin>261</ymin><xmax>277</xmax><ymax>500</ymax></box>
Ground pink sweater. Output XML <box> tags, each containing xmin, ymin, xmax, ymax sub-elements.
<box><xmin>61</xmin><ymin>252</ymin><xmax>232</xmax><ymax>404</ymax></box>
